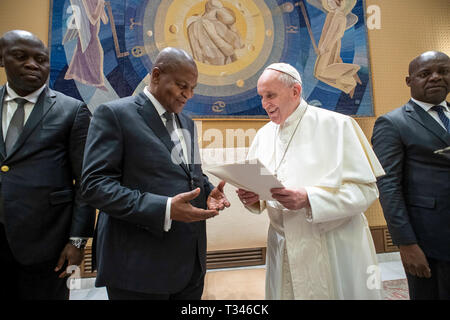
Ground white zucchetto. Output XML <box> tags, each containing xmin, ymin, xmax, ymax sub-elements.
<box><xmin>266</xmin><ymin>62</ymin><xmax>302</xmax><ymax>84</ymax></box>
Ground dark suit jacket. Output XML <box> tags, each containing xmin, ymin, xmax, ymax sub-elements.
<box><xmin>372</xmin><ymin>100</ymin><xmax>450</xmax><ymax>261</ymax></box>
<box><xmin>0</xmin><ymin>85</ymin><xmax>96</xmax><ymax>265</ymax></box>
<box><xmin>81</xmin><ymin>92</ymin><xmax>214</xmax><ymax>294</ymax></box>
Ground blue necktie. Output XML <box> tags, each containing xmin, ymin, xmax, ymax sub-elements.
<box><xmin>432</xmin><ymin>105</ymin><xmax>450</xmax><ymax>132</ymax></box>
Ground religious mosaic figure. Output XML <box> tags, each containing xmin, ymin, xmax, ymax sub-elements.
<box><xmin>308</xmin><ymin>0</ymin><xmax>361</xmax><ymax>98</ymax></box>
<box><xmin>64</xmin><ymin>0</ymin><xmax>109</xmax><ymax>91</ymax></box>
<box><xmin>187</xmin><ymin>0</ymin><xmax>244</xmax><ymax>65</ymax></box>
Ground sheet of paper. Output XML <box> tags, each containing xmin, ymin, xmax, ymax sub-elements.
<box><xmin>206</xmin><ymin>159</ymin><xmax>285</xmax><ymax>200</ymax></box>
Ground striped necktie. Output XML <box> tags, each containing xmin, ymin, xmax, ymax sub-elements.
<box><xmin>163</xmin><ymin>112</ymin><xmax>186</xmax><ymax>164</ymax></box>
<box><xmin>432</xmin><ymin>105</ymin><xmax>450</xmax><ymax>132</ymax></box>
<box><xmin>5</xmin><ymin>98</ymin><xmax>27</xmax><ymax>154</ymax></box>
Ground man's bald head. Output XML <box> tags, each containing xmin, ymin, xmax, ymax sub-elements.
<box><xmin>152</xmin><ymin>47</ymin><xmax>197</xmax><ymax>75</ymax></box>
<box><xmin>408</xmin><ymin>51</ymin><xmax>449</xmax><ymax>76</ymax></box>
<box><xmin>0</xmin><ymin>30</ymin><xmax>47</xmax><ymax>54</ymax></box>
<box><xmin>406</xmin><ymin>51</ymin><xmax>450</xmax><ymax>104</ymax></box>
<box><xmin>0</xmin><ymin>30</ymin><xmax>50</xmax><ymax>96</ymax></box>
<box><xmin>149</xmin><ymin>47</ymin><xmax>198</xmax><ymax>114</ymax></box>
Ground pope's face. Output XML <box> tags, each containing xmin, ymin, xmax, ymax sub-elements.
<box><xmin>257</xmin><ymin>70</ymin><xmax>301</xmax><ymax>125</ymax></box>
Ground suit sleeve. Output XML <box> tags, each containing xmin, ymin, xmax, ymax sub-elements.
<box><xmin>81</xmin><ymin>104</ymin><xmax>167</xmax><ymax>237</ymax></box>
<box><xmin>371</xmin><ymin>115</ymin><xmax>417</xmax><ymax>245</ymax></box>
<box><xmin>68</xmin><ymin>102</ymin><xmax>96</xmax><ymax>238</ymax></box>
<box><xmin>202</xmin><ymin>173</ymin><xmax>214</xmax><ymax>198</ymax></box>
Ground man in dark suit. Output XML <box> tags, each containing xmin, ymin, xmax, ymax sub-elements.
<box><xmin>0</xmin><ymin>30</ymin><xmax>96</xmax><ymax>299</ymax></box>
<box><xmin>372</xmin><ymin>51</ymin><xmax>450</xmax><ymax>299</ymax></box>
<box><xmin>81</xmin><ymin>47</ymin><xmax>230</xmax><ymax>300</ymax></box>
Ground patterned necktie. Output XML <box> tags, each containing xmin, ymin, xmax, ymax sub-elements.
<box><xmin>432</xmin><ymin>105</ymin><xmax>450</xmax><ymax>132</ymax></box>
<box><xmin>5</xmin><ymin>98</ymin><xmax>27</xmax><ymax>154</ymax></box>
<box><xmin>163</xmin><ymin>112</ymin><xmax>185</xmax><ymax>164</ymax></box>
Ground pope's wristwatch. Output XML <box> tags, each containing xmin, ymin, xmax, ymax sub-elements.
<box><xmin>70</xmin><ymin>238</ymin><xmax>87</xmax><ymax>249</ymax></box>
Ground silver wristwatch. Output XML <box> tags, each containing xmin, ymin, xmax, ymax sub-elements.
<box><xmin>70</xmin><ymin>238</ymin><xmax>87</xmax><ymax>249</ymax></box>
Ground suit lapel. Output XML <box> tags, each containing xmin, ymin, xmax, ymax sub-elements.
<box><xmin>0</xmin><ymin>87</ymin><xmax>6</xmax><ymax>159</ymax></box>
<box><xmin>6</xmin><ymin>87</ymin><xmax>57</xmax><ymax>159</ymax></box>
<box><xmin>136</xmin><ymin>92</ymin><xmax>191</xmax><ymax>177</ymax></box>
<box><xmin>406</xmin><ymin>100</ymin><xmax>450</xmax><ymax>146</ymax></box>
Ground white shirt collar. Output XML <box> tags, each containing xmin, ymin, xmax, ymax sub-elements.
<box><xmin>411</xmin><ymin>97</ymin><xmax>448</xmax><ymax>112</ymax></box>
<box><xmin>280</xmin><ymin>98</ymin><xmax>307</xmax><ymax>128</ymax></box>
<box><xmin>143</xmin><ymin>86</ymin><xmax>168</xmax><ymax>117</ymax></box>
<box><xmin>5</xmin><ymin>83</ymin><xmax>46</xmax><ymax>104</ymax></box>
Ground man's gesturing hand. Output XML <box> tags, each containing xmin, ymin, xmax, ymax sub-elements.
<box><xmin>171</xmin><ymin>188</ymin><xmax>220</xmax><ymax>222</ymax></box>
<box><xmin>207</xmin><ymin>180</ymin><xmax>230</xmax><ymax>211</ymax></box>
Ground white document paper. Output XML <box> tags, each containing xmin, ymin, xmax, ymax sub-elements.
<box><xmin>206</xmin><ymin>159</ymin><xmax>285</xmax><ymax>200</ymax></box>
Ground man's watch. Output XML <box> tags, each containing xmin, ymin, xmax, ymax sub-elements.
<box><xmin>70</xmin><ymin>238</ymin><xmax>88</xmax><ymax>249</ymax></box>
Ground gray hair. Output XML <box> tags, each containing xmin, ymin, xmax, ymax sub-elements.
<box><xmin>277</xmin><ymin>71</ymin><xmax>302</xmax><ymax>88</ymax></box>
<box><xmin>272</xmin><ymin>69</ymin><xmax>303</xmax><ymax>100</ymax></box>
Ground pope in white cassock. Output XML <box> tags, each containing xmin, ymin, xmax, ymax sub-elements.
<box><xmin>236</xmin><ymin>63</ymin><xmax>386</xmax><ymax>299</ymax></box>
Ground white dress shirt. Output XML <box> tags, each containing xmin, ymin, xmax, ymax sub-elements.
<box><xmin>2</xmin><ymin>83</ymin><xmax>46</xmax><ymax>140</ymax></box>
<box><xmin>411</xmin><ymin>97</ymin><xmax>449</xmax><ymax>130</ymax></box>
<box><xmin>143</xmin><ymin>86</ymin><xmax>189</xmax><ymax>232</ymax></box>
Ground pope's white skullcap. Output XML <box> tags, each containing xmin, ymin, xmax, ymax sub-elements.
<box><xmin>266</xmin><ymin>62</ymin><xmax>302</xmax><ymax>84</ymax></box>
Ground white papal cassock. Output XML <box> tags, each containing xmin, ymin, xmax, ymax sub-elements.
<box><xmin>246</xmin><ymin>99</ymin><xmax>385</xmax><ymax>300</ymax></box>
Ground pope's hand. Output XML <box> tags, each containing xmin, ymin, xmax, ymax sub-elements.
<box><xmin>270</xmin><ymin>187</ymin><xmax>310</xmax><ymax>210</ymax></box>
<box><xmin>236</xmin><ymin>188</ymin><xmax>260</xmax><ymax>206</ymax></box>
<box><xmin>207</xmin><ymin>180</ymin><xmax>231</xmax><ymax>211</ymax></box>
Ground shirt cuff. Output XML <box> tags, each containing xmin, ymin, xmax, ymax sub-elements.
<box><xmin>304</xmin><ymin>187</ymin><xmax>313</xmax><ymax>222</ymax></box>
<box><xmin>305</xmin><ymin>207</ymin><xmax>313</xmax><ymax>222</ymax></box>
<box><xmin>245</xmin><ymin>200</ymin><xmax>266</xmax><ymax>214</ymax></box>
<box><xmin>164</xmin><ymin>197</ymin><xmax>172</xmax><ymax>232</ymax></box>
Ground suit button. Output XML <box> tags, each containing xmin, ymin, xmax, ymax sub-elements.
<box><xmin>1</xmin><ymin>165</ymin><xmax>9</xmax><ymax>172</ymax></box>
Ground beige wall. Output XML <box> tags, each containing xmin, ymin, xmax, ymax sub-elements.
<box><xmin>1</xmin><ymin>0</ymin><xmax>449</xmax><ymax>227</ymax></box>
<box><xmin>0</xmin><ymin>0</ymin><xmax>49</xmax><ymax>84</ymax></box>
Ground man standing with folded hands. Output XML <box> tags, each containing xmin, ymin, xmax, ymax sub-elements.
<box><xmin>372</xmin><ymin>51</ymin><xmax>450</xmax><ymax>300</ymax></box>
<box><xmin>0</xmin><ymin>30</ymin><xmax>95</xmax><ymax>300</ymax></box>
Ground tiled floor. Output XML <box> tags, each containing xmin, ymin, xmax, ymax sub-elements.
<box><xmin>70</xmin><ymin>252</ymin><xmax>406</xmax><ymax>300</ymax></box>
